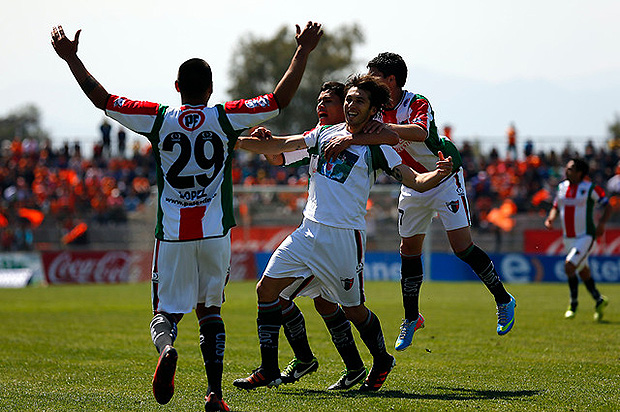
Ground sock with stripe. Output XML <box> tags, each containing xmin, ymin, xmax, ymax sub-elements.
<box><xmin>257</xmin><ymin>299</ymin><xmax>282</xmax><ymax>372</ymax></box>
<box><xmin>322</xmin><ymin>307</ymin><xmax>364</xmax><ymax>371</ymax></box>
<box><xmin>400</xmin><ymin>254</ymin><xmax>423</xmax><ymax>320</ymax></box>
<box><xmin>198</xmin><ymin>314</ymin><xmax>225</xmax><ymax>399</ymax></box>
<box><xmin>456</xmin><ymin>244</ymin><xmax>511</xmax><ymax>304</ymax></box>
<box><xmin>281</xmin><ymin>299</ymin><xmax>314</xmax><ymax>363</ymax></box>
<box><xmin>354</xmin><ymin>309</ymin><xmax>389</xmax><ymax>362</ymax></box>
<box><xmin>149</xmin><ymin>312</ymin><xmax>178</xmax><ymax>354</ymax></box>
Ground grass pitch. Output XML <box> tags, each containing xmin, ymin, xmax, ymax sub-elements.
<box><xmin>0</xmin><ymin>281</ymin><xmax>618</xmax><ymax>411</ymax></box>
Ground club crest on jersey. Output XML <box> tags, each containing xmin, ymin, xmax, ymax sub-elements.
<box><xmin>340</xmin><ymin>277</ymin><xmax>354</xmax><ymax>291</ymax></box>
<box><xmin>446</xmin><ymin>200</ymin><xmax>460</xmax><ymax>213</ymax></box>
<box><xmin>151</xmin><ymin>272</ymin><xmax>159</xmax><ymax>283</ymax></box>
<box><xmin>179</xmin><ymin>110</ymin><xmax>205</xmax><ymax>131</ymax></box>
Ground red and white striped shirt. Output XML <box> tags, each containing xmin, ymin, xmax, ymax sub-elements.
<box><xmin>553</xmin><ymin>179</ymin><xmax>607</xmax><ymax>238</ymax></box>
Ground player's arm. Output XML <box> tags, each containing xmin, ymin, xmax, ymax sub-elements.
<box><xmin>238</xmin><ymin>127</ymin><xmax>308</xmax><ymax>154</ymax></box>
<box><xmin>595</xmin><ymin>200</ymin><xmax>613</xmax><ymax>238</ymax></box>
<box><xmin>391</xmin><ymin>152</ymin><xmax>453</xmax><ymax>192</ymax></box>
<box><xmin>384</xmin><ymin>123</ymin><xmax>428</xmax><ymax>142</ymax></box>
<box><xmin>544</xmin><ymin>205</ymin><xmax>559</xmax><ymax>229</ymax></box>
<box><xmin>51</xmin><ymin>26</ymin><xmax>110</xmax><ymax>110</ymax></box>
<box><xmin>264</xmin><ymin>154</ymin><xmax>285</xmax><ymax>166</ymax></box>
<box><xmin>323</xmin><ymin>122</ymin><xmax>399</xmax><ymax>161</ymax></box>
<box><xmin>272</xmin><ymin>22</ymin><xmax>323</xmax><ymax>109</ymax></box>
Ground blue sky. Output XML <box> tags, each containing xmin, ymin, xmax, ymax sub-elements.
<box><xmin>2</xmin><ymin>0</ymin><xmax>619</xmax><ymax>155</ymax></box>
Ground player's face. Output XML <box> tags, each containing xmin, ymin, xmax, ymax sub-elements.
<box><xmin>316</xmin><ymin>90</ymin><xmax>345</xmax><ymax>126</ymax></box>
<box><xmin>565</xmin><ymin>160</ymin><xmax>582</xmax><ymax>184</ymax></box>
<box><xmin>344</xmin><ymin>87</ymin><xmax>377</xmax><ymax>128</ymax></box>
<box><xmin>368</xmin><ymin>67</ymin><xmax>397</xmax><ymax>101</ymax></box>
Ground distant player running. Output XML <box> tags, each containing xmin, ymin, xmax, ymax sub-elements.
<box><xmin>233</xmin><ymin>74</ymin><xmax>453</xmax><ymax>392</ymax></box>
<box><xmin>545</xmin><ymin>158</ymin><xmax>611</xmax><ymax>321</ymax></box>
<box><xmin>51</xmin><ymin>22</ymin><xmax>323</xmax><ymax>411</ymax></box>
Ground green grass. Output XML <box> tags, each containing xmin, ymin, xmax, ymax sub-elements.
<box><xmin>0</xmin><ymin>281</ymin><xmax>619</xmax><ymax>411</ymax></box>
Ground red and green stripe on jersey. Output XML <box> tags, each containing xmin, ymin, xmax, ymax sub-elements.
<box><xmin>554</xmin><ymin>180</ymin><xmax>607</xmax><ymax>238</ymax></box>
<box><xmin>105</xmin><ymin>93</ymin><xmax>279</xmax><ymax>241</ymax></box>
<box><xmin>378</xmin><ymin>91</ymin><xmax>462</xmax><ymax>174</ymax></box>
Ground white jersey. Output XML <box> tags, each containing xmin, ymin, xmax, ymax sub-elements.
<box><xmin>105</xmin><ymin>93</ymin><xmax>279</xmax><ymax>241</ymax></box>
<box><xmin>301</xmin><ymin>123</ymin><xmax>402</xmax><ymax>230</ymax></box>
<box><xmin>553</xmin><ymin>179</ymin><xmax>608</xmax><ymax>239</ymax></box>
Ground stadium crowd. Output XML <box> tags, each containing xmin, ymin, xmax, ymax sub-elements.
<box><xmin>2</xmin><ymin>132</ymin><xmax>620</xmax><ymax>251</ymax></box>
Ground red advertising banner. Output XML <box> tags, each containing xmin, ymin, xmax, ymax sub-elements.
<box><xmin>42</xmin><ymin>250</ymin><xmax>152</xmax><ymax>284</ymax></box>
<box><xmin>230</xmin><ymin>225</ymin><xmax>297</xmax><ymax>252</ymax></box>
<box><xmin>524</xmin><ymin>229</ymin><xmax>620</xmax><ymax>256</ymax></box>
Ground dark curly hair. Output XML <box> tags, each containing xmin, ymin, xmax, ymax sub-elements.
<box><xmin>344</xmin><ymin>74</ymin><xmax>392</xmax><ymax>113</ymax></box>
<box><xmin>367</xmin><ymin>52</ymin><xmax>408</xmax><ymax>88</ymax></box>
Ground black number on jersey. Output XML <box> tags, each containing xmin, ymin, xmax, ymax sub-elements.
<box><xmin>162</xmin><ymin>131</ymin><xmax>225</xmax><ymax>189</ymax></box>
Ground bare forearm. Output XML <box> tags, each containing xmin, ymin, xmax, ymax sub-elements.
<box><xmin>389</xmin><ymin>123</ymin><xmax>427</xmax><ymax>142</ymax></box>
<box><xmin>392</xmin><ymin>165</ymin><xmax>442</xmax><ymax>192</ymax></box>
<box><xmin>273</xmin><ymin>47</ymin><xmax>312</xmax><ymax>109</ymax></box>
<box><xmin>351</xmin><ymin>129</ymin><xmax>399</xmax><ymax>146</ymax></box>
<box><xmin>64</xmin><ymin>55</ymin><xmax>110</xmax><ymax>110</ymax></box>
<box><xmin>239</xmin><ymin>135</ymin><xmax>306</xmax><ymax>154</ymax></box>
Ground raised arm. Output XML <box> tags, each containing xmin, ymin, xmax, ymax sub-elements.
<box><xmin>272</xmin><ymin>22</ymin><xmax>323</xmax><ymax>109</ymax></box>
<box><xmin>238</xmin><ymin>127</ymin><xmax>308</xmax><ymax>155</ymax></box>
<box><xmin>51</xmin><ymin>26</ymin><xmax>110</xmax><ymax>110</ymax></box>
<box><xmin>391</xmin><ymin>152</ymin><xmax>453</xmax><ymax>192</ymax></box>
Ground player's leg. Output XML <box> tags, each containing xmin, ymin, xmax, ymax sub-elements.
<box><xmin>395</xmin><ymin>192</ymin><xmax>434</xmax><ymax>351</ymax></box>
<box><xmin>564</xmin><ymin>260</ymin><xmax>579</xmax><ymax>318</ymax></box>
<box><xmin>195</xmin><ymin>235</ymin><xmax>231</xmax><ymax>411</ymax></box>
<box><xmin>314</xmin><ymin>297</ymin><xmax>366</xmax><ymax>390</ymax></box>
<box><xmin>577</xmin><ymin>264</ymin><xmax>608</xmax><ymax>321</ymax></box>
<box><xmin>150</xmin><ymin>240</ymin><xmax>196</xmax><ymax>405</ymax></box>
<box><xmin>344</xmin><ymin>305</ymin><xmax>395</xmax><ymax>392</ymax></box>
<box><xmin>279</xmin><ymin>296</ymin><xmax>318</xmax><ymax>384</ymax></box>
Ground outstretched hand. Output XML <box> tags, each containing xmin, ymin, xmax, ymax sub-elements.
<box><xmin>250</xmin><ymin>126</ymin><xmax>273</xmax><ymax>140</ymax></box>
<box><xmin>51</xmin><ymin>26</ymin><xmax>81</xmax><ymax>61</ymax></box>
<box><xmin>295</xmin><ymin>21</ymin><xmax>323</xmax><ymax>52</ymax></box>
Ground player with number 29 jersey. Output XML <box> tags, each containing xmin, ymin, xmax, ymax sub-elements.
<box><xmin>105</xmin><ymin>93</ymin><xmax>280</xmax><ymax>241</ymax></box>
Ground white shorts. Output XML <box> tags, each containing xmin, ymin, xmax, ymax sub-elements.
<box><xmin>279</xmin><ymin>274</ymin><xmax>336</xmax><ymax>303</ymax></box>
<box><xmin>398</xmin><ymin>169</ymin><xmax>471</xmax><ymax>237</ymax></box>
<box><xmin>151</xmin><ymin>234</ymin><xmax>231</xmax><ymax>314</ymax></box>
<box><xmin>564</xmin><ymin>235</ymin><xmax>594</xmax><ymax>271</ymax></box>
<box><xmin>265</xmin><ymin>219</ymin><xmax>365</xmax><ymax>307</ymax></box>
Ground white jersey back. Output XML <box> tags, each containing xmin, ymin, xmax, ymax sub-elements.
<box><xmin>105</xmin><ymin>93</ymin><xmax>279</xmax><ymax>241</ymax></box>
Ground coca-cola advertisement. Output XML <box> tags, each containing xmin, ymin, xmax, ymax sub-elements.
<box><xmin>524</xmin><ymin>229</ymin><xmax>620</xmax><ymax>256</ymax></box>
<box><xmin>42</xmin><ymin>250</ymin><xmax>152</xmax><ymax>284</ymax></box>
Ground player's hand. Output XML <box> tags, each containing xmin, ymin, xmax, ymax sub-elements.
<box><xmin>544</xmin><ymin>218</ymin><xmax>553</xmax><ymax>230</ymax></box>
<box><xmin>250</xmin><ymin>126</ymin><xmax>273</xmax><ymax>140</ymax></box>
<box><xmin>435</xmin><ymin>151</ymin><xmax>453</xmax><ymax>177</ymax></box>
<box><xmin>362</xmin><ymin>120</ymin><xmax>387</xmax><ymax>135</ymax></box>
<box><xmin>51</xmin><ymin>26</ymin><xmax>81</xmax><ymax>61</ymax></box>
<box><xmin>323</xmin><ymin>135</ymin><xmax>352</xmax><ymax>162</ymax></box>
<box><xmin>295</xmin><ymin>21</ymin><xmax>323</xmax><ymax>53</ymax></box>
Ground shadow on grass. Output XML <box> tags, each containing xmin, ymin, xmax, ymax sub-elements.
<box><xmin>277</xmin><ymin>387</ymin><xmax>542</xmax><ymax>401</ymax></box>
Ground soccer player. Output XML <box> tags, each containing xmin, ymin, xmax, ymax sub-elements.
<box><xmin>325</xmin><ymin>52</ymin><xmax>516</xmax><ymax>351</ymax></box>
<box><xmin>544</xmin><ymin>158</ymin><xmax>611</xmax><ymax>321</ymax></box>
<box><xmin>232</xmin><ymin>74</ymin><xmax>454</xmax><ymax>392</ymax></box>
<box><xmin>51</xmin><ymin>22</ymin><xmax>323</xmax><ymax>411</ymax></box>
<box><xmin>265</xmin><ymin>82</ymin><xmax>373</xmax><ymax>390</ymax></box>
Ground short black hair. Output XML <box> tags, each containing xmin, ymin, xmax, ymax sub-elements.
<box><xmin>367</xmin><ymin>52</ymin><xmax>408</xmax><ymax>88</ymax></box>
<box><xmin>345</xmin><ymin>74</ymin><xmax>392</xmax><ymax>112</ymax></box>
<box><xmin>320</xmin><ymin>81</ymin><xmax>345</xmax><ymax>102</ymax></box>
<box><xmin>570</xmin><ymin>157</ymin><xmax>589</xmax><ymax>177</ymax></box>
<box><xmin>177</xmin><ymin>58</ymin><xmax>213</xmax><ymax>99</ymax></box>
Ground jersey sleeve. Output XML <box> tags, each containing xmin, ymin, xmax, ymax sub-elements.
<box><xmin>105</xmin><ymin>95</ymin><xmax>161</xmax><ymax>135</ymax></box>
<box><xmin>283</xmin><ymin>149</ymin><xmax>310</xmax><ymax>166</ymax></box>
<box><xmin>369</xmin><ymin>144</ymin><xmax>402</xmax><ymax>172</ymax></box>
<box><xmin>593</xmin><ymin>185</ymin><xmax>609</xmax><ymax>206</ymax></box>
<box><xmin>408</xmin><ymin>96</ymin><xmax>432</xmax><ymax>133</ymax></box>
<box><xmin>223</xmin><ymin>93</ymin><xmax>280</xmax><ymax>131</ymax></box>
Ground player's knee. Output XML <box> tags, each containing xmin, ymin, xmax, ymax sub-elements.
<box><xmin>313</xmin><ymin>297</ymin><xmax>338</xmax><ymax>315</ymax></box>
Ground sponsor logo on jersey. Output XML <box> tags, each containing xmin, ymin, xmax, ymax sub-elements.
<box><xmin>179</xmin><ymin>110</ymin><xmax>206</xmax><ymax>131</ymax></box>
<box><xmin>446</xmin><ymin>200</ymin><xmax>460</xmax><ymax>213</ymax></box>
<box><xmin>113</xmin><ymin>97</ymin><xmax>127</xmax><ymax>108</ymax></box>
<box><xmin>340</xmin><ymin>277</ymin><xmax>354</xmax><ymax>291</ymax></box>
<box><xmin>244</xmin><ymin>95</ymin><xmax>271</xmax><ymax>109</ymax></box>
